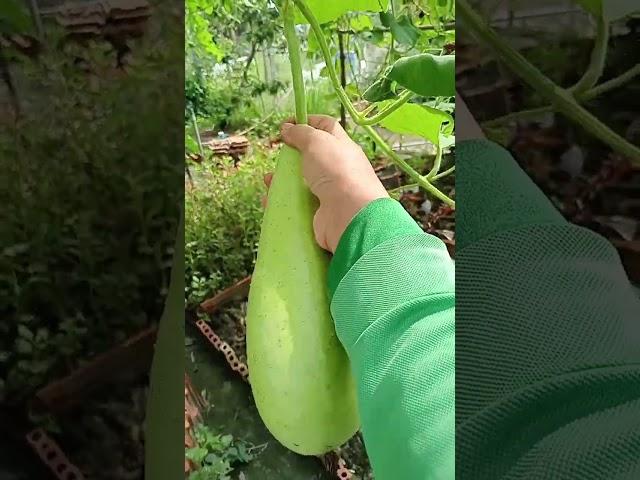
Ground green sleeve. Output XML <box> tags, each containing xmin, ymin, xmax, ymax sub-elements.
<box><xmin>329</xmin><ymin>198</ymin><xmax>455</xmax><ymax>480</ymax></box>
<box><xmin>456</xmin><ymin>139</ymin><xmax>640</xmax><ymax>478</ymax></box>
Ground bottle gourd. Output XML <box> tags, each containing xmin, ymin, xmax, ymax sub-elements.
<box><xmin>246</xmin><ymin>145</ymin><xmax>359</xmax><ymax>455</ymax></box>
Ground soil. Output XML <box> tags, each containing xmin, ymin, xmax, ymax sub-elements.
<box><xmin>196</xmin><ymin>301</ymin><xmax>374</xmax><ymax>479</ymax></box>
<box><xmin>185</xmin><ymin>321</ymin><xmax>333</xmax><ymax>480</ymax></box>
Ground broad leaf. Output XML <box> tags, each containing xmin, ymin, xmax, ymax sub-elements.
<box><xmin>380</xmin><ymin>11</ymin><xmax>420</xmax><ymax>46</ymax></box>
<box><xmin>363</xmin><ymin>67</ymin><xmax>397</xmax><ymax>102</ymax></box>
<box><xmin>379</xmin><ymin>102</ymin><xmax>453</xmax><ymax>146</ymax></box>
<box><xmin>388</xmin><ymin>54</ymin><xmax>455</xmax><ymax>97</ymax></box>
<box><xmin>365</xmin><ymin>54</ymin><xmax>455</xmax><ymax>99</ymax></box>
<box><xmin>295</xmin><ymin>0</ymin><xmax>390</xmax><ymax>25</ymax></box>
<box><xmin>350</xmin><ymin>14</ymin><xmax>374</xmax><ymax>32</ymax></box>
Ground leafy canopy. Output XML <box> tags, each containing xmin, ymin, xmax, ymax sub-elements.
<box><xmin>295</xmin><ymin>0</ymin><xmax>391</xmax><ymax>25</ymax></box>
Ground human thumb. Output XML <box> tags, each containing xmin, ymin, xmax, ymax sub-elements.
<box><xmin>281</xmin><ymin>122</ymin><xmax>317</xmax><ymax>152</ymax></box>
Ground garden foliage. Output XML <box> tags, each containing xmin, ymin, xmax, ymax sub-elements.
<box><xmin>0</xmin><ymin>16</ymin><xmax>182</xmax><ymax>403</ymax></box>
<box><xmin>185</xmin><ymin>150</ymin><xmax>275</xmax><ymax>306</ymax></box>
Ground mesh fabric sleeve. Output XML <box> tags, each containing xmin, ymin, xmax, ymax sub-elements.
<box><xmin>328</xmin><ymin>198</ymin><xmax>455</xmax><ymax>480</ymax></box>
<box><xmin>456</xmin><ymin>139</ymin><xmax>640</xmax><ymax>479</ymax></box>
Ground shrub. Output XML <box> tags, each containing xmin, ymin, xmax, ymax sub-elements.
<box><xmin>185</xmin><ymin>147</ymin><xmax>276</xmax><ymax>306</ymax></box>
<box><xmin>0</xmin><ymin>21</ymin><xmax>182</xmax><ymax>403</ymax></box>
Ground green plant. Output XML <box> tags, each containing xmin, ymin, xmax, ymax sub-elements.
<box><xmin>186</xmin><ymin>425</ymin><xmax>259</xmax><ymax>480</ymax></box>
<box><xmin>459</xmin><ymin>0</ymin><xmax>640</xmax><ymax>163</ymax></box>
<box><xmin>0</xmin><ymin>10</ymin><xmax>182</xmax><ymax>403</ymax></box>
<box><xmin>290</xmin><ymin>0</ymin><xmax>456</xmax><ymax>205</ymax></box>
<box><xmin>185</xmin><ymin>149</ymin><xmax>275</xmax><ymax>306</ymax></box>
<box><xmin>245</xmin><ymin>0</ymin><xmax>455</xmax><ymax>456</ymax></box>
<box><xmin>186</xmin><ymin>0</ymin><xmax>288</xmax><ymax>131</ymax></box>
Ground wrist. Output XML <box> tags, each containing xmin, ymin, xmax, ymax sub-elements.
<box><xmin>325</xmin><ymin>188</ymin><xmax>388</xmax><ymax>253</ymax></box>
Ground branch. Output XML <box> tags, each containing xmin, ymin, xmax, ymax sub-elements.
<box><xmin>571</xmin><ymin>15</ymin><xmax>609</xmax><ymax>95</ymax></box>
<box><xmin>293</xmin><ymin>0</ymin><xmax>455</xmax><ymax>205</ymax></box>
<box><xmin>426</xmin><ymin>144</ymin><xmax>443</xmax><ymax>179</ymax></box>
<box><xmin>336</xmin><ymin>23</ymin><xmax>456</xmax><ymax>35</ymax></box>
<box><xmin>293</xmin><ymin>0</ymin><xmax>362</xmax><ymax>120</ymax></box>
<box><xmin>242</xmin><ymin>41</ymin><xmax>258</xmax><ymax>82</ymax></box>
<box><xmin>584</xmin><ymin>63</ymin><xmax>640</xmax><ymax>100</ymax></box>
<box><xmin>360</xmin><ymin>90</ymin><xmax>413</xmax><ymax>125</ymax></box>
<box><xmin>458</xmin><ymin>0</ymin><xmax>640</xmax><ymax>163</ymax></box>
<box><xmin>363</xmin><ymin>125</ymin><xmax>455</xmax><ymax>207</ymax></box>
<box><xmin>483</xmin><ymin>63</ymin><xmax>640</xmax><ymax>128</ymax></box>
<box><xmin>431</xmin><ymin>166</ymin><xmax>455</xmax><ymax>181</ymax></box>
<box><xmin>293</xmin><ymin>0</ymin><xmax>412</xmax><ymax>126</ymax></box>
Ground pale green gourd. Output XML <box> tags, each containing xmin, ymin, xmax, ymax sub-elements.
<box><xmin>246</xmin><ymin>145</ymin><xmax>359</xmax><ymax>455</ymax></box>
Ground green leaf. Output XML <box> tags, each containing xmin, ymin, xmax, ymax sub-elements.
<box><xmin>234</xmin><ymin>443</ymin><xmax>254</xmax><ymax>463</ymax></box>
<box><xmin>204</xmin><ymin>453</ymin><xmax>221</xmax><ymax>464</ymax></box>
<box><xmin>220</xmin><ymin>434</ymin><xmax>233</xmax><ymax>448</ymax></box>
<box><xmin>379</xmin><ymin>102</ymin><xmax>453</xmax><ymax>146</ymax></box>
<box><xmin>295</xmin><ymin>0</ymin><xmax>390</xmax><ymax>25</ymax></box>
<box><xmin>350</xmin><ymin>14</ymin><xmax>374</xmax><ymax>31</ymax></box>
<box><xmin>380</xmin><ymin>11</ymin><xmax>420</xmax><ymax>46</ymax></box>
<box><xmin>186</xmin><ymin>446</ymin><xmax>208</xmax><ymax>464</ymax></box>
<box><xmin>363</xmin><ymin>72</ymin><xmax>395</xmax><ymax>102</ymax></box>
<box><xmin>364</xmin><ymin>54</ymin><xmax>455</xmax><ymax>101</ymax></box>
<box><xmin>388</xmin><ymin>54</ymin><xmax>455</xmax><ymax>97</ymax></box>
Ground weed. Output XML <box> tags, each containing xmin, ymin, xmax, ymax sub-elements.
<box><xmin>186</xmin><ymin>424</ymin><xmax>263</xmax><ymax>480</ymax></box>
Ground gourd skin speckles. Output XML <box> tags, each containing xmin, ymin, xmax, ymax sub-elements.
<box><xmin>246</xmin><ymin>146</ymin><xmax>359</xmax><ymax>455</ymax></box>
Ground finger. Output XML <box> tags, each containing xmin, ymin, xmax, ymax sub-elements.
<box><xmin>261</xmin><ymin>195</ymin><xmax>268</xmax><ymax>208</ymax></box>
<box><xmin>264</xmin><ymin>172</ymin><xmax>273</xmax><ymax>188</ymax></box>
<box><xmin>307</xmin><ymin>115</ymin><xmax>351</xmax><ymax>141</ymax></box>
<box><xmin>282</xmin><ymin>115</ymin><xmax>350</xmax><ymax>142</ymax></box>
<box><xmin>281</xmin><ymin>122</ymin><xmax>319</xmax><ymax>151</ymax></box>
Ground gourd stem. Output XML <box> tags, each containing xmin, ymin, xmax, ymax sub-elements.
<box><xmin>293</xmin><ymin>0</ymin><xmax>362</xmax><ymax>122</ymax></box>
<box><xmin>458</xmin><ymin>0</ymin><xmax>640</xmax><ymax>163</ymax></box>
<box><xmin>388</xmin><ymin>183</ymin><xmax>418</xmax><ymax>195</ymax></box>
<box><xmin>292</xmin><ymin>0</ymin><xmax>454</xmax><ymax>205</ymax></box>
<box><xmin>431</xmin><ymin>166</ymin><xmax>455</xmax><ymax>181</ymax></box>
<box><xmin>585</xmin><ymin>63</ymin><xmax>640</xmax><ymax>99</ymax></box>
<box><xmin>426</xmin><ymin>143</ymin><xmax>442</xmax><ymax>179</ymax></box>
<box><xmin>484</xmin><ymin>63</ymin><xmax>640</xmax><ymax>128</ymax></box>
<box><xmin>363</xmin><ymin>125</ymin><xmax>455</xmax><ymax>207</ymax></box>
<box><xmin>294</xmin><ymin>0</ymin><xmax>413</xmax><ymax>126</ymax></box>
<box><xmin>360</xmin><ymin>90</ymin><xmax>414</xmax><ymax>125</ymax></box>
<box><xmin>283</xmin><ymin>1</ymin><xmax>308</xmax><ymax>124</ymax></box>
<box><xmin>571</xmin><ymin>14</ymin><xmax>609</xmax><ymax>95</ymax></box>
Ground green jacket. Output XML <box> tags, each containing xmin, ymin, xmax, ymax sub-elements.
<box><xmin>328</xmin><ymin>139</ymin><xmax>640</xmax><ymax>479</ymax></box>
